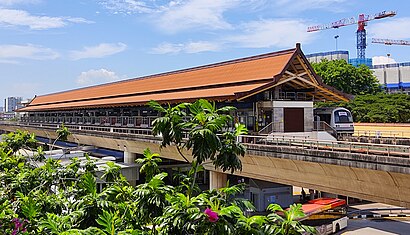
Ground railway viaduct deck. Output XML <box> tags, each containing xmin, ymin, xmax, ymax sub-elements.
<box><xmin>1</xmin><ymin>122</ymin><xmax>410</xmax><ymax>208</ymax></box>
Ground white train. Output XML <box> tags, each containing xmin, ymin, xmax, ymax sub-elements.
<box><xmin>314</xmin><ymin>107</ymin><xmax>354</xmax><ymax>138</ymax></box>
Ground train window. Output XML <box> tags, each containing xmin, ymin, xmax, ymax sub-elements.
<box><xmin>334</xmin><ymin>110</ymin><xmax>353</xmax><ymax>123</ymax></box>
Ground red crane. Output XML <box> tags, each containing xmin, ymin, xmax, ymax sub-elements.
<box><xmin>307</xmin><ymin>11</ymin><xmax>396</xmax><ymax>59</ymax></box>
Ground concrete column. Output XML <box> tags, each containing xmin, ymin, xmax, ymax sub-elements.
<box><xmin>209</xmin><ymin>171</ymin><xmax>227</xmax><ymax>190</ymax></box>
<box><xmin>304</xmin><ymin>107</ymin><xmax>313</xmax><ymax>132</ymax></box>
<box><xmin>124</xmin><ymin>151</ymin><xmax>137</xmax><ymax>164</ymax></box>
<box><xmin>273</xmin><ymin>107</ymin><xmax>284</xmax><ymax>132</ymax></box>
<box><xmin>124</xmin><ymin>150</ymin><xmax>138</xmax><ymax>186</ymax></box>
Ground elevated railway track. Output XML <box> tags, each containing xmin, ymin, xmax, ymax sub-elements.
<box><xmin>3</xmin><ymin>121</ymin><xmax>410</xmax><ymax>160</ymax></box>
<box><xmin>2</xmin><ymin>121</ymin><xmax>410</xmax><ymax>207</ymax></box>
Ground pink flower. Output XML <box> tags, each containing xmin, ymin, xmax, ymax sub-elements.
<box><xmin>204</xmin><ymin>208</ymin><xmax>219</xmax><ymax>222</ymax></box>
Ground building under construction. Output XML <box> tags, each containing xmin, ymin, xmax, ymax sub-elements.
<box><xmin>306</xmin><ymin>51</ymin><xmax>410</xmax><ymax>94</ymax></box>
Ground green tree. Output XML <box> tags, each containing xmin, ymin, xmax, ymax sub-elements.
<box><xmin>135</xmin><ymin>148</ymin><xmax>162</xmax><ymax>182</ymax></box>
<box><xmin>265</xmin><ymin>204</ymin><xmax>316</xmax><ymax>235</ymax></box>
<box><xmin>55</xmin><ymin>123</ymin><xmax>71</xmax><ymax>142</ymax></box>
<box><xmin>346</xmin><ymin>93</ymin><xmax>410</xmax><ymax>123</ymax></box>
<box><xmin>148</xmin><ymin>99</ymin><xmax>247</xmax><ymax>195</ymax></box>
<box><xmin>317</xmin><ymin>93</ymin><xmax>410</xmax><ymax>123</ymax></box>
<box><xmin>312</xmin><ymin>59</ymin><xmax>381</xmax><ymax>95</ymax></box>
<box><xmin>0</xmin><ymin>119</ymin><xmax>314</xmax><ymax>234</ymax></box>
<box><xmin>1</xmin><ymin>130</ymin><xmax>37</xmax><ymax>155</ymax></box>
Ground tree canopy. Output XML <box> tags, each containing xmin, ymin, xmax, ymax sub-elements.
<box><xmin>0</xmin><ymin>100</ymin><xmax>314</xmax><ymax>235</ymax></box>
<box><xmin>316</xmin><ymin>93</ymin><xmax>410</xmax><ymax>123</ymax></box>
<box><xmin>311</xmin><ymin>59</ymin><xmax>381</xmax><ymax>95</ymax></box>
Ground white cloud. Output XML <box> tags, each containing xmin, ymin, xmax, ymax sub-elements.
<box><xmin>0</xmin><ymin>44</ymin><xmax>59</xmax><ymax>61</ymax></box>
<box><xmin>368</xmin><ymin>17</ymin><xmax>410</xmax><ymax>40</ymax></box>
<box><xmin>66</xmin><ymin>17</ymin><xmax>95</xmax><ymax>24</ymax></box>
<box><xmin>272</xmin><ymin>0</ymin><xmax>348</xmax><ymax>14</ymax></box>
<box><xmin>99</xmin><ymin>0</ymin><xmax>159</xmax><ymax>14</ymax></box>
<box><xmin>0</xmin><ymin>9</ymin><xmax>92</xmax><ymax>30</ymax></box>
<box><xmin>99</xmin><ymin>0</ymin><xmax>258</xmax><ymax>32</ymax></box>
<box><xmin>0</xmin><ymin>0</ymin><xmax>39</xmax><ymax>5</ymax></box>
<box><xmin>0</xmin><ymin>59</ymin><xmax>19</xmax><ymax>64</ymax></box>
<box><xmin>69</xmin><ymin>43</ymin><xmax>127</xmax><ymax>60</ymax></box>
<box><xmin>151</xmin><ymin>41</ymin><xmax>220</xmax><ymax>54</ymax></box>
<box><xmin>184</xmin><ymin>41</ymin><xmax>220</xmax><ymax>53</ymax></box>
<box><xmin>372</xmin><ymin>56</ymin><xmax>397</xmax><ymax>66</ymax></box>
<box><xmin>156</xmin><ymin>0</ymin><xmax>238</xmax><ymax>33</ymax></box>
<box><xmin>226</xmin><ymin>19</ymin><xmax>315</xmax><ymax>48</ymax></box>
<box><xmin>151</xmin><ymin>43</ymin><xmax>182</xmax><ymax>54</ymax></box>
<box><xmin>151</xmin><ymin>18</ymin><xmax>315</xmax><ymax>53</ymax></box>
<box><xmin>76</xmin><ymin>69</ymin><xmax>122</xmax><ymax>85</ymax></box>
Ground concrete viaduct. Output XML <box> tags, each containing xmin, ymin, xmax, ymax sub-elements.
<box><xmin>1</xmin><ymin>123</ymin><xmax>410</xmax><ymax>208</ymax></box>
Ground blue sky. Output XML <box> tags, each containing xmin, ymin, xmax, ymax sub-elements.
<box><xmin>1</xmin><ymin>0</ymin><xmax>410</xmax><ymax>102</ymax></box>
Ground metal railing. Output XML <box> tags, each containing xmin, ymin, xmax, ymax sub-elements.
<box><xmin>240</xmin><ymin>135</ymin><xmax>410</xmax><ymax>158</ymax></box>
<box><xmin>313</xmin><ymin>121</ymin><xmax>337</xmax><ymax>137</ymax></box>
<box><xmin>19</xmin><ymin>116</ymin><xmax>157</xmax><ymax>128</ymax></box>
<box><xmin>258</xmin><ymin>122</ymin><xmax>281</xmax><ymax>135</ymax></box>
<box><xmin>2</xmin><ymin>121</ymin><xmax>410</xmax><ymax>158</ymax></box>
<box><xmin>354</xmin><ymin>130</ymin><xmax>410</xmax><ymax>139</ymax></box>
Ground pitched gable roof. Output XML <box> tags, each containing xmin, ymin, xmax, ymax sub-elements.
<box><xmin>20</xmin><ymin>45</ymin><xmax>349</xmax><ymax>112</ymax></box>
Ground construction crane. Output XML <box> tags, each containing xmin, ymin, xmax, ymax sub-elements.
<box><xmin>372</xmin><ymin>38</ymin><xmax>410</xmax><ymax>46</ymax></box>
<box><xmin>307</xmin><ymin>11</ymin><xmax>397</xmax><ymax>59</ymax></box>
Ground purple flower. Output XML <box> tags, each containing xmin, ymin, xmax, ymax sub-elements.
<box><xmin>11</xmin><ymin>218</ymin><xmax>28</xmax><ymax>234</ymax></box>
<box><xmin>204</xmin><ymin>208</ymin><xmax>219</xmax><ymax>222</ymax></box>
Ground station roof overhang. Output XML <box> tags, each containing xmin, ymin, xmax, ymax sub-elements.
<box><xmin>19</xmin><ymin>43</ymin><xmax>351</xmax><ymax>112</ymax></box>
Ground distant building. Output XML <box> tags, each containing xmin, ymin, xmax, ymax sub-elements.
<box><xmin>349</xmin><ymin>58</ymin><xmax>373</xmax><ymax>68</ymax></box>
<box><xmin>305</xmin><ymin>51</ymin><xmax>349</xmax><ymax>63</ymax></box>
<box><xmin>372</xmin><ymin>62</ymin><xmax>410</xmax><ymax>94</ymax></box>
<box><xmin>4</xmin><ymin>97</ymin><xmax>23</xmax><ymax>112</ymax></box>
<box><xmin>0</xmin><ymin>107</ymin><xmax>3</xmax><ymax>112</ymax></box>
<box><xmin>305</xmin><ymin>50</ymin><xmax>373</xmax><ymax>67</ymax></box>
<box><xmin>306</xmin><ymin>50</ymin><xmax>410</xmax><ymax>94</ymax></box>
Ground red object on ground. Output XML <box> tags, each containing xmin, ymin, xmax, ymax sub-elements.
<box><xmin>301</xmin><ymin>198</ymin><xmax>346</xmax><ymax>216</ymax></box>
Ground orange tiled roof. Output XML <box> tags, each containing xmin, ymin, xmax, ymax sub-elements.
<box><xmin>22</xmin><ymin>48</ymin><xmax>298</xmax><ymax>111</ymax></box>
<box><xmin>21</xmin><ymin>83</ymin><xmax>265</xmax><ymax>111</ymax></box>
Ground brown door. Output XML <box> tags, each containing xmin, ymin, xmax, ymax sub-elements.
<box><xmin>284</xmin><ymin>108</ymin><xmax>304</xmax><ymax>132</ymax></box>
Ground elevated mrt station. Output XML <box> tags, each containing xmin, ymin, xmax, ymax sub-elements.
<box><xmin>8</xmin><ymin>44</ymin><xmax>410</xmax><ymax>208</ymax></box>
<box><xmin>19</xmin><ymin>44</ymin><xmax>349</xmax><ymax>135</ymax></box>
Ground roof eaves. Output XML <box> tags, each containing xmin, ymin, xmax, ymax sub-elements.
<box><xmin>296</xmin><ymin>46</ymin><xmax>353</xmax><ymax>101</ymax></box>
<box><xmin>35</xmin><ymin>47</ymin><xmax>297</xmax><ymax>99</ymax></box>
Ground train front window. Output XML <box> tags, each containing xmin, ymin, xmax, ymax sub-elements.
<box><xmin>334</xmin><ymin>110</ymin><xmax>353</xmax><ymax>123</ymax></box>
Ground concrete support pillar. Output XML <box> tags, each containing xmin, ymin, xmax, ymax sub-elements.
<box><xmin>123</xmin><ymin>150</ymin><xmax>138</xmax><ymax>187</ymax></box>
<box><xmin>209</xmin><ymin>171</ymin><xmax>227</xmax><ymax>190</ymax></box>
<box><xmin>304</xmin><ymin>107</ymin><xmax>313</xmax><ymax>132</ymax></box>
<box><xmin>124</xmin><ymin>151</ymin><xmax>137</xmax><ymax>164</ymax></box>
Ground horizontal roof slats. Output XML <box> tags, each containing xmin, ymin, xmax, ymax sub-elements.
<box><xmin>22</xmin><ymin>83</ymin><xmax>264</xmax><ymax>111</ymax></box>
<box><xmin>28</xmin><ymin>50</ymin><xmax>295</xmax><ymax>109</ymax></box>
<box><xmin>20</xmin><ymin>45</ymin><xmax>351</xmax><ymax>112</ymax></box>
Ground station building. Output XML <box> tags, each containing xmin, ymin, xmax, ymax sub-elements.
<box><xmin>19</xmin><ymin>44</ymin><xmax>350</xmax><ymax>135</ymax></box>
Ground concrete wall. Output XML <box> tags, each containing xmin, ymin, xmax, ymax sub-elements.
<box><xmin>304</xmin><ymin>107</ymin><xmax>313</xmax><ymax>132</ymax></box>
<box><xmin>270</xmin><ymin>101</ymin><xmax>313</xmax><ymax>132</ymax></box>
<box><xmin>249</xmin><ymin>184</ymin><xmax>293</xmax><ymax>211</ymax></box>
<box><xmin>273</xmin><ymin>107</ymin><xmax>284</xmax><ymax>132</ymax></box>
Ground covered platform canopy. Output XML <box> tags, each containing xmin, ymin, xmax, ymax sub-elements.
<box><xmin>20</xmin><ymin>43</ymin><xmax>350</xmax><ymax>112</ymax></box>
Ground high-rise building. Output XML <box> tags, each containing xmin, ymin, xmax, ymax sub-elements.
<box><xmin>4</xmin><ymin>97</ymin><xmax>23</xmax><ymax>112</ymax></box>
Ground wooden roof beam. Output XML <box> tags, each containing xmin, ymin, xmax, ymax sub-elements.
<box><xmin>297</xmin><ymin>76</ymin><xmax>348</xmax><ymax>102</ymax></box>
<box><xmin>296</xmin><ymin>55</ymin><xmax>319</xmax><ymax>85</ymax></box>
